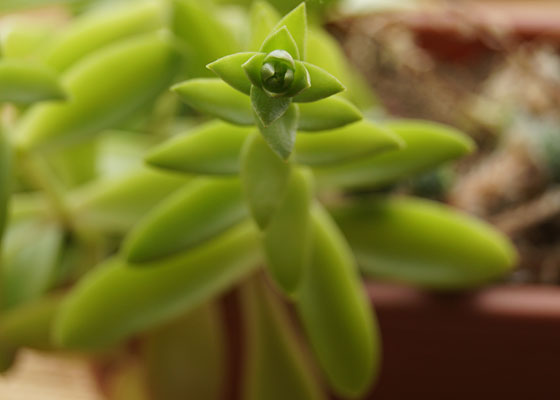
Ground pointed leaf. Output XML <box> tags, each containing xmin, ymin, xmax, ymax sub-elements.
<box><xmin>333</xmin><ymin>197</ymin><xmax>517</xmax><ymax>289</ymax></box>
<box><xmin>243</xmin><ymin>52</ymin><xmax>267</xmax><ymax>88</ymax></box>
<box><xmin>207</xmin><ymin>52</ymin><xmax>256</xmax><ymax>95</ymax></box>
<box><xmin>284</xmin><ymin>61</ymin><xmax>311</xmax><ymax>97</ymax></box>
<box><xmin>251</xmin><ymin>85</ymin><xmax>291</xmax><ymax>126</ymax></box>
<box><xmin>297</xmin><ymin>206</ymin><xmax>380</xmax><ymax>398</ymax></box>
<box><xmin>263</xmin><ymin>168</ymin><xmax>313</xmax><ymax>294</ymax></box>
<box><xmin>241</xmin><ymin>133</ymin><xmax>291</xmax><ymax>229</ymax></box>
<box><xmin>273</xmin><ymin>3</ymin><xmax>307</xmax><ymax>60</ymax></box>
<box><xmin>249</xmin><ymin>1</ymin><xmax>280</xmax><ymax>51</ymax></box>
<box><xmin>124</xmin><ymin>178</ymin><xmax>247</xmax><ymax>263</ymax></box>
<box><xmin>242</xmin><ymin>278</ymin><xmax>326</xmax><ymax>400</ymax></box>
<box><xmin>173</xmin><ymin>78</ymin><xmax>254</xmax><ymax>125</ymax></box>
<box><xmin>298</xmin><ymin>95</ymin><xmax>362</xmax><ymax>131</ymax></box>
<box><xmin>147</xmin><ymin>121</ymin><xmax>253</xmax><ymax>175</ymax></box>
<box><xmin>315</xmin><ymin>120</ymin><xmax>475</xmax><ymax>189</ymax></box>
<box><xmin>256</xmin><ymin>103</ymin><xmax>298</xmax><ymax>160</ymax></box>
<box><xmin>144</xmin><ymin>303</ymin><xmax>226</xmax><ymax>400</ymax></box>
<box><xmin>16</xmin><ymin>33</ymin><xmax>180</xmax><ymax>150</ymax></box>
<box><xmin>260</xmin><ymin>26</ymin><xmax>299</xmax><ymax>60</ymax></box>
<box><xmin>54</xmin><ymin>222</ymin><xmax>261</xmax><ymax>349</ymax></box>
<box><xmin>294</xmin><ymin>120</ymin><xmax>403</xmax><ymax>166</ymax></box>
<box><xmin>292</xmin><ymin>62</ymin><xmax>344</xmax><ymax>102</ymax></box>
<box><xmin>0</xmin><ymin>60</ymin><xmax>66</xmax><ymax>105</ymax></box>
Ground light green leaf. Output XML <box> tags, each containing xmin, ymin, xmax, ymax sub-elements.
<box><xmin>251</xmin><ymin>86</ymin><xmax>291</xmax><ymax>127</ymax></box>
<box><xmin>42</xmin><ymin>1</ymin><xmax>164</xmax><ymax>72</ymax></box>
<box><xmin>207</xmin><ymin>52</ymin><xmax>256</xmax><ymax>95</ymax></box>
<box><xmin>256</xmin><ymin>103</ymin><xmax>299</xmax><ymax>160</ymax></box>
<box><xmin>0</xmin><ymin>130</ymin><xmax>10</xmax><ymax>242</ymax></box>
<box><xmin>298</xmin><ymin>95</ymin><xmax>362</xmax><ymax>131</ymax></box>
<box><xmin>333</xmin><ymin>196</ymin><xmax>517</xmax><ymax>289</ymax></box>
<box><xmin>273</xmin><ymin>3</ymin><xmax>307</xmax><ymax>60</ymax></box>
<box><xmin>263</xmin><ymin>168</ymin><xmax>313</xmax><ymax>294</ymax></box>
<box><xmin>70</xmin><ymin>168</ymin><xmax>191</xmax><ymax>235</ymax></box>
<box><xmin>241</xmin><ymin>132</ymin><xmax>291</xmax><ymax>229</ymax></box>
<box><xmin>297</xmin><ymin>206</ymin><xmax>380</xmax><ymax>398</ymax></box>
<box><xmin>0</xmin><ymin>60</ymin><xmax>65</xmax><ymax>105</ymax></box>
<box><xmin>243</xmin><ymin>52</ymin><xmax>266</xmax><ymax>88</ymax></box>
<box><xmin>1</xmin><ymin>220</ymin><xmax>63</xmax><ymax>310</ymax></box>
<box><xmin>260</xmin><ymin>27</ymin><xmax>300</xmax><ymax>60</ymax></box>
<box><xmin>292</xmin><ymin>62</ymin><xmax>344</xmax><ymax>103</ymax></box>
<box><xmin>173</xmin><ymin>78</ymin><xmax>254</xmax><ymax>125</ymax></box>
<box><xmin>242</xmin><ymin>278</ymin><xmax>326</xmax><ymax>400</ymax></box>
<box><xmin>54</xmin><ymin>222</ymin><xmax>261</xmax><ymax>349</ymax></box>
<box><xmin>294</xmin><ymin>120</ymin><xmax>403</xmax><ymax>166</ymax></box>
<box><xmin>315</xmin><ymin>120</ymin><xmax>475</xmax><ymax>189</ymax></box>
<box><xmin>144</xmin><ymin>303</ymin><xmax>226</xmax><ymax>400</ymax></box>
<box><xmin>124</xmin><ymin>178</ymin><xmax>247</xmax><ymax>263</ymax></box>
<box><xmin>16</xmin><ymin>33</ymin><xmax>180</xmax><ymax>151</ymax></box>
<box><xmin>249</xmin><ymin>1</ymin><xmax>280</xmax><ymax>51</ymax></box>
<box><xmin>284</xmin><ymin>61</ymin><xmax>311</xmax><ymax>97</ymax></box>
<box><xmin>146</xmin><ymin>121</ymin><xmax>253</xmax><ymax>176</ymax></box>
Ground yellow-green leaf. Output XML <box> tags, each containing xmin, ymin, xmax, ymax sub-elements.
<box><xmin>298</xmin><ymin>95</ymin><xmax>362</xmax><ymax>131</ymax></box>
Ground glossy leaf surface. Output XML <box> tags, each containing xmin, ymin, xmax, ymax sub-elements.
<box><xmin>292</xmin><ymin>62</ymin><xmax>344</xmax><ymax>103</ymax></box>
<box><xmin>260</xmin><ymin>27</ymin><xmax>299</xmax><ymax>60</ymax></box>
<box><xmin>333</xmin><ymin>196</ymin><xmax>517</xmax><ymax>289</ymax></box>
<box><xmin>173</xmin><ymin>79</ymin><xmax>254</xmax><ymax>125</ymax></box>
<box><xmin>297</xmin><ymin>206</ymin><xmax>380</xmax><ymax>398</ymax></box>
<box><xmin>125</xmin><ymin>178</ymin><xmax>247</xmax><ymax>263</ymax></box>
<box><xmin>298</xmin><ymin>96</ymin><xmax>361</xmax><ymax>131</ymax></box>
<box><xmin>207</xmin><ymin>52</ymin><xmax>255</xmax><ymax>95</ymax></box>
<box><xmin>54</xmin><ymin>222</ymin><xmax>261</xmax><ymax>349</ymax></box>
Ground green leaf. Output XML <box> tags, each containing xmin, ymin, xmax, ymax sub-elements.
<box><xmin>146</xmin><ymin>121</ymin><xmax>253</xmax><ymax>176</ymax></box>
<box><xmin>292</xmin><ymin>62</ymin><xmax>344</xmax><ymax>103</ymax></box>
<box><xmin>124</xmin><ymin>178</ymin><xmax>247</xmax><ymax>263</ymax></box>
<box><xmin>0</xmin><ymin>60</ymin><xmax>66</xmax><ymax>105</ymax></box>
<box><xmin>70</xmin><ymin>168</ymin><xmax>191</xmax><ymax>235</ymax></box>
<box><xmin>249</xmin><ymin>1</ymin><xmax>280</xmax><ymax>51</ymax></box>
<box><xmin>260</xmin><ymin>26</ymin><xmax>300</xmax><ymax>60</ymax></box>
<box><xmin>243</xmin><ymin>52</ymin><xmax>267</xmax><ymax>88</ymax></box>
<box><xmin>16</xmin><ymin>33</ymin><xmax>180</xmax><ymax>151</ymax></box>
<box><xmin>0</xmin><ymin>293</ymin><xmax>63</xmax><ymax>372</ymax></box>
<box><xmin>273</xmin><ymin>3</ymin><xmax>307</xmax><ymax>60</ymax></box>
<box><xmin>54</xmin><ymin>222</ymin><xmax>261</xmax><ymax>349</ymax></box>
<box><xmin>144</xmin><ymin>303</ymin><xmax>226</xmax><ymax>400</ymax></box>
<box><xmin>241</xmin><ymin>133</ymin><xmax>291</xmax><ymax>229</ymax></box>
<box><xmin>207</xmin><ymin>52</ymin><xmax>256</xmax><ymax>95</ymax></box>
<box><xmin>173</xmin><ymin>78</ymin><xmax>254</xmax><ymax>125</ymax></box>
<box><xmin>333</xmin><ymin>196</ymin><xmax>517</xmax><ymax>289</ymax></box>
<box><xmin>284</xmin><ymin>61</ymin><xmax>311</xmax><ymax>97</ymax></box>
<box><xmin>297</xmin><ymin>206</ymin><xmax>380</xmax><ymax>398</ymax></box>
<box><xmin>298</xmin><ymin>95</ymin><xmax>362</xmax><ymax>131</ymax></box>
<box><xmin>1</xmin><ymin>219</ymin><xmax>63</xmax><ymax>310</ymax></box>
<box><xmin>42</xmin><ymin>1</ymin><xmax>164</xmax><ymax>72</ymax></box>
<box><xmin>251</xmin><ymin>86</ymin><xmax>292</xmax><ymax>127</ymax></box>
<box><xmin>0</xmin><ymin>130</ymin><xmax>11</xmax><ymax>242</ymax></box>
<box><xmin>242</xmin><ymin>278</ymin><xmax>326</xmax><ymax>400</ymax></box>
<box><xmin>315</xmin><ymin>120</ymin><xmax>475</xmax><ymax>189</ymax></box>
<box><xmin>294</xmin><ymin>120</ymin><xmax>403</xmax><ymax>166</ymax></box>
<box><xmin>263</xmin><ymin>168</ymin><xmax>313</xmax><ymax>294</ymax></box>
<box><xmin>256</xmin><ymin>103</ymin><xmax>299</xmax><ymax>160</ymax></box>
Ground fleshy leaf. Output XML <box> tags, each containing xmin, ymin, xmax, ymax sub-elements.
<box><xmin>251</xmin><ymin>85</ymin><xmax>291</xmax><ymax>127</ymax></box>
<box><xmin>249</xmin><ymin>1</ymin><xmax>280</xmax><ymax>51</ymax></box>
<box><xmin>256</xmin><ymin>103</ymin><xmax>299</xmax><ymax>160</ymax></box>
<box><xmin>273</xmin><ymin>3</ymin><xmax>307</xmax><ymax>60</ymax></box>
<box><xmin>146</xmin><ymin>121</ymin><xmax>253</xmax><ymax>175</ymax></box>
<box><xmin>243</xmin><ymin>52</ymin><xmax>266</xmax><ymax>88</ymax></box>
<box><xmin>284</xmin><ymin>61</ymin><xmax>311</xmax><ymax>97</ymax></box>
<box><xmin>54</xmin><ymin>222</ymin><xmax>261</xmax><ymax>349</ymax></box>
<box><xmin>260</xmin><ymin>26</ymin><xmax>300</xmax><ymax>60</ymax></box>
<box><xmin>241</xmin><ymin>132</ymin><xmax>291</xmax><ymax>229</ymax></box>
<box><xmin>297</xmin><ymin>206</ymin><xmax>380</xmax><ymax>398</ymax></box>
<box><xmin>298</xmin><ymin>95</ymin><xmax>362</xmax><ymax>131</ymax></box>
<box><xmin>0</xmin><ymin>60</ymin><xmax>66</xmax><ymax>105</ymax></box>
<box><xmin>294</xmin><ymin>120</ymin><xmax>403</xmax><ymax>166</ymax></box>
<box><xmin>315</xmin><ymin>120</ymin><xmax>475</xmax><ymax>189</ymax></box>
<box><xmin>144</xmin><ymin>303</ymin><xmax>226</xmax><ymax>400</ymax></box>
<box><xmin>173</xmin><ymin>78</ymin><xmax>254</xmax><ymax>125</ymax></box>
<box><xmin>16</xmin><ymin>33</ymin><xmax>180</xmax><ymax>150</ymax></box>
<box><xmin>124</xmin><ymin>178</ymin><xmax>247</xmax><ymax>263</ymax></box>
<box><xmin>242</xmin><ymin>278</ymin><xmax>326</xmax><ymax>400</ymax></box>
<box><xmin>207</xmin><ymin>52</ymin><xmax>256</xmax><ymax>95</ymax></box>
<box><xmin>333</xmin><ymin>197</ymin><xmax>517</xmax><ymax>289</ymax></box>
<box><xmin>263</xmin><ymin>168</ymin><xmax>313</xmax><ymax>294</ymax></box>
<box><xmin>292</xmin><ymin>62</ymin><xmax>344</xmax><ymax>103</ymax></box>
